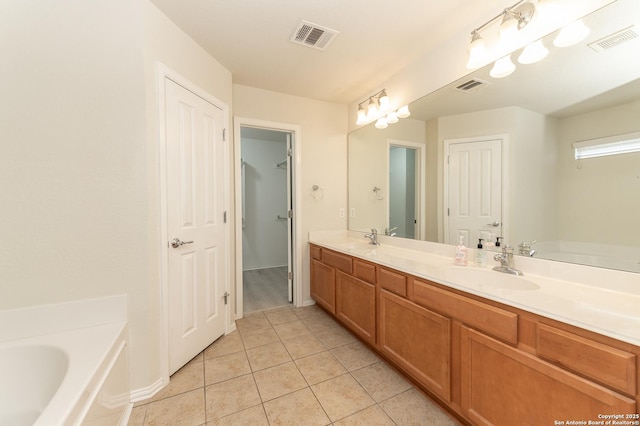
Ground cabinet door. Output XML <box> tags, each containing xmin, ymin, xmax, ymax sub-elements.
<box><xmin>460</xmin><ymin>326</ymin><xmax>636</xmax><ymax>426</ymax></box>
<box><xmin>379</xmin><ymin>289</ymin><xmax>451</xmax><ymax>401</ymax></box>
<box><xmin>335</xmin><ymin>271</ymin><xmax>375</xmax><ymax>345</ymax></box>
<box><xmin>311</xmin><ymin>258</ymin><xmax>336</xmax><ymax>314</ymax></box>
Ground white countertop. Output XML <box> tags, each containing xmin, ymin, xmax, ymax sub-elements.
<box><xmin>309</xmin><ymin>231</ymin><xmax>640</xmax><ymax>347</ymax></box>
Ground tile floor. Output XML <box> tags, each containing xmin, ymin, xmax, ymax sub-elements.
<box><xmin>128</xmin><ymin>305</ymin><xmax>461</xmax><ymax>426</ymax></box>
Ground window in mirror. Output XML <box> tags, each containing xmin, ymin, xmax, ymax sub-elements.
<box><xmin>573</xmin><ymin>131</ymin><xmax>640</xmax><ymax>159</ymax></box>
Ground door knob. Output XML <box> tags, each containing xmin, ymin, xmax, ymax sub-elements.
<box><xmin>170</xmin><ymin>238</ymin><xmax>194</xmax><ymax>248</ymax></box>
<box><xmin>486</xmin><ymin>222</ymin><xmax>501</xmax><ymax>227</ymax></box>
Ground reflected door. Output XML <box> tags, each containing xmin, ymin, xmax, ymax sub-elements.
<box><xmin>389</xmin><ymin>146</ymin><xmax>417</xmax><ymax>238</ymax></box>
<box><xmin>445</xmin><ymin>138</ymin><xmax>502</xmax><ymax>247</ymax></box>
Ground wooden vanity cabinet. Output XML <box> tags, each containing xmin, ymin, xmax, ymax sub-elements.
<box><xmin>460</xmin><ymin>326</ymin><xmax>636</xmax><ymax>426</ymax></box>
<box><xmin>309</xmin><ymin>244</ymin><xmax>640</xmax><ymax>424</ymax></box>
<box><xmin>379</xmin><ymin>289</ymin><xmax>451</xmax><ymax>401</ymax></box>
<box><xmin>310</xmin><ymin>258</ymin><xmax>336</xmax><ymax>314</ymax></box>
<box><xmin>335</xmin><ymin>271</ymin><xmax>376</xmax><ymax>345</ymax></box>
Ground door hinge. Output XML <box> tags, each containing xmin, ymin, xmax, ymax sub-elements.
<box><xmin>288</xmin><ymin>271</ymin><xmax>293</xmax><ymax>280</ymax></box>
<box><xmin>223</xmin><ymin>211</ymin><xmax>227</xmax><ymax>223</ymax></box>
<box><xmin>287</xmin><ymin>210</ymin><xmax>293</xmax><ymax>219</ymax></box>
<box><xmin>448</xmin><ymin>208</ymin><xmax>450</xmax><ymax>216</ymax></box>
<box><xmin>222</xmin><ymin>128</ymin><xmax>227</xmax><ymax>141</ymax></box>
<box><xmin>447</xmin><ymin>155</ymin><xmax>450</xmax><ymax>165</ymax></box>
<box><xmin>223</xmin><ymin>291</ymin><xmax>230</xmax><ymax>305</ymax></box>
<box><xmin>287</xmin><ymin>148</ymin><xmax>292</xmax><ymax>157</ymax></box>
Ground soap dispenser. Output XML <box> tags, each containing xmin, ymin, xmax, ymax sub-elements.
<box><xmin>475</xmin><ymin>239</ymin><xmax>487</xmax><ymax>266</ymax></box>
<box><xmin>455</xmin><ymin>236</ymin><xmax>468</xmax><ymax>266</ymax></box>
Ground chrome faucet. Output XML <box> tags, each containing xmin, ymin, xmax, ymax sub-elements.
<box><xmin>493</xmin><ymin>245</ymin><xmax>524</xmax><ymax>276</ymax></box>
<box><xmin>519</xmin><ymin>241</ymin><xmax>537</xmax><ymax>257</ymax></box>
<box><xmin>364</xmin><ymin>228</ymin><xmax>380</xmax><ymax>246</ymax></box>
<box><xmin>384</xmin><ymin>226</ymin><xmax>397</xmax><ymax>237</ymax></box>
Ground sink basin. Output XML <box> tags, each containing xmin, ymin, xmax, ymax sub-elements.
<box><xmin>444</xmin><ymin>268</ymin><xmax>540</xmax><ymax>291</ymax></box>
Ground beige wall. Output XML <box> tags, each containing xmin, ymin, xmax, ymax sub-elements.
<box><xmin>348</xmin><ymin>118</ymin><xmax>426</xmax><ymax>234</ymax></box>
<box><xmin>0</xmin><ymin>0</ymin><xmax>235</xmax><ymax>394</ymax></box>
<box><xmin>233</xmin><ymin>84</ymin><xmax>348</xmax><ymax>305</ymax></box>
<box><xmin>556</xmin><ymin>99</ymin><xmax>640</xmax><ymax>246</ymax></box>
<box><xmin>141</xmin><ymin>0</ymin><xmax>233</xmax><ymax>391</ymax></box>
<box><xmin>0</xmin><ymin>0</ymin><xmax>151</xmax><ymax>387</ymax></box>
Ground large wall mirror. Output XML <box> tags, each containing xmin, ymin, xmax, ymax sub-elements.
<box><xmin>348</xmin><ymin>0</ymin><xmax>640</xmax><ymax>273</ymax></box>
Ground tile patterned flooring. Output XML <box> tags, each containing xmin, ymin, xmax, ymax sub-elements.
<box><xmin>128</xmin><ymin>305</ymin><xmax>461</xmax><ymax>425</ymax></box>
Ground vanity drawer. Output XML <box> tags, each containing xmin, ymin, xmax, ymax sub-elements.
<box><xmin>412</xmin><ymin>278</ymin><xmax>518</xmax><ymax>345</ymax></box>
<box><xmin>354</xmin><ymin>259</ymin><xmax>376</xmax><ymax>284</ymax></box>
<box><xmin>322</xmin><ymin>249</ymin><xmax>353</xmax><ymax>274</ymax></box>
<box><xmin>310</xmin><ymin>244</ymin><xmax>322</xmax><ymax>261</ymax></box>
<box><xmin>537</xmin><ymin>324</ymin><xmax>637</xmax><ymax>395</ymax></box>
<box><xmin>379</xmin><ymin>267</ymin><xmax>407</xmax><ymax>297</ymax></box>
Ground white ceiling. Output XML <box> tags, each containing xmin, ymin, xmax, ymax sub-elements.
<box><xmin>148</xmin><ymin>0</ymin><xmax>511</xmax><ymax>104</ymax></box>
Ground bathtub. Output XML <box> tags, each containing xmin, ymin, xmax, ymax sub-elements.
<box><xmin>534</xmin><ymin>240</ymin><xmax>640</xmax><ymax>273</ymax></box>
<box><xmin>0</xmin><ymin>297</ymin><xmax>130</xmax><ymax>426</ymax></box>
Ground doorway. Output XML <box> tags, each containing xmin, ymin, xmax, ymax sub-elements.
<box><xmin>234</xmin><ymin>118</ymin><xmax>302</xmax><ymax>318</ymax></box>
<box><xmin>387</xmin><ymin>139</ymin><xmax>426</xmax><ymax>240</ymax></box>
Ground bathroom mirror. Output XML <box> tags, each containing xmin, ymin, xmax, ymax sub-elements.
<box><xmin>348</xmin><ymin>0</ymin><xmax>640</xmax><ymax>273</ymax></box>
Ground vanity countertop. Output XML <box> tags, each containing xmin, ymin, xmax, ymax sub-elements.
<box><xmin>309</xmin><ymin>231</ymin><xmax>640</xmax><ymax>347</ymax></box>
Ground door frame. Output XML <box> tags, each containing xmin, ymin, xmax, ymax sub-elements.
<box><xmin>157</xmin><ymin>63</ymin><xmax>232</xmax><ymax>385</ymax></box>
<box><xmin>443</xmin><ymin>134</ymin><xmax>509</xmax><ymax>245</ymax></box>
<box><xmin>387</xmin><ymin>139</ymin><xmax>426</xmax><ymax>240</ymax></box>
<box><xmin>233</xmin><ymin>117</ymin><xmax>303</xmax><ymax>319</ymax></box>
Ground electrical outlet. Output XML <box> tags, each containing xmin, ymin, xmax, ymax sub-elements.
<box><xmin>350</xmin><ymin>208</ymin><xmax>356</xmax><ymax>218</ymax></box>
<box><xmin>339</xmin><ymin>208</ymin><xmax>345</xmax><ymax>218</ymax></box>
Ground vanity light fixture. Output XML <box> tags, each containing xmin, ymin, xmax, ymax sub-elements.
<box><xmin>355</xmin><ymin>89</ymin><xmax>410</xmax><ymax>127</ymax></box>
<box><xmin>466</xmin><ymin>0</ymin><xmax>591</xmax><ymax>78</ymax></box>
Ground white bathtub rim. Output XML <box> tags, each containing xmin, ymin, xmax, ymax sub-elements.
<box><xmin>0</xmin><ymin>322</ymin><xmax>127</xmax><ymax>426</ymax></box>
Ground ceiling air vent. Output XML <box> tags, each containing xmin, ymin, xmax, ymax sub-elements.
<box><xmin>588</xmin><ymin>26</ymin><xmax>638</xmax><ymax>52</ymax></box>
<box><xmin>454</xmin><ymin>78</ymin><xmax>491</xmax><ymax>93</ymax></box>
<box><xmin>290</xmin><ymin>20</ymin><xmax>339</xmax><ymax>51</ymax></box>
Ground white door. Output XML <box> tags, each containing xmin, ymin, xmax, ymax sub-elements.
<box><xmin>286</xmin><ymin>133</ymin><xmax>294</xmax><ymax>303</ymax></box>
<box><xmin>165</xmin><ymin>78</ymin><xmax>228</xmax><ymax>374</ymax></box>
<box><xmin>445</xmin><ymin>138</ymin><xmax>502</xmax><ymax>247</ymax></box>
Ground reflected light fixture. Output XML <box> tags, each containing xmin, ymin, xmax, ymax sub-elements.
<box><xmin>554</xmin><ymin>19</ymin><xmax>590</xmax><ymax>47</ymax></box>
<box><xmin>396</xmin><ymin>105</ymin><xmax>410</xmax><ymax>118</ymax></box>
<box><xmin>375</xmin><ymin>118</ymin><xmax>388</xmax><ymax>129</ymax></box>
<box><xmin>490</xmin><ymin>55</ymin><xmax>516</xmax><ymax>78</ymax></box>
<box><xmin>466</xmin><ymin>1</ymin><xmax>591</xmax><ymax>79</ymax></box>
<box><xmin>355</xmin><ymin>89</ymin><xmax>410</xmax><ymax>128</ymax></box>
<box><xmin>518</xmin><ymin>39</ymin><xmax>548</xmax><ymax>64</ymax></box>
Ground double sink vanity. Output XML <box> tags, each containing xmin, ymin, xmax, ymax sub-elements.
<box><xmin>309</xmin><ymin>231</ymin><xmax>640</xmax><ymax>425</ymax></box>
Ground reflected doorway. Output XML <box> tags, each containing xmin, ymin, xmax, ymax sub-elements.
<box><xmin>387</xmin><ymin>139</ymin><xmax>426</xmax><ymax>240</ymax></box>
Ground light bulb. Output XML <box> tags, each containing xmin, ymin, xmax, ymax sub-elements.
<box><xmin>386</xmin><ymin>111</ymin><xmax>398</xmax><ymax>124</ymax></box>
<box><xmin>518</xmin><ymin>39</ymin><xmax>548</xmax><ymax>64</ymax></box>
<box><xmin>378</xmin><ymin>90</ymin><xmax>390</xmax><ymax>111</ymax></box>
<box><xmin>367</xmin><ymin>98</ymin><xmax>379</xmax><ymax>120</ymax></box>
<box><xmin>375</xmin><ymin>117</ymin><xmax>388</xmax><ymax>129</ymax></box>
<box><xmin>396</xmin><ymin>105</ymin><xmax>410</xmax><ymax>118</ymax></box>
<box><xmin>466</xmin><ymin>32</ymin><xmax>489</xmax><ymax>69</ymax></box>
<box><xmin>499</xmin><ymin>12</ymin><xmax>519</xmax><ymax>51</ymax></box>
<box><xmin>490</xmin><ymin>55</ymin><xmax>516</xmax><ymax>78</ymax></box>
<box><xmin>356</xmin><ymin>106</ymin><xmax>367</xmax><ymax>125</ymax></box>
<box><xmin>554</xmin><ymin>19</ymin><xmax>590</xmax><ymax>48</ymax></box>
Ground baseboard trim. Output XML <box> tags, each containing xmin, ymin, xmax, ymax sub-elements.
<box><xmin>129</xmin><ymin>377</ymin><xmax>166</xmax><ymax>403</ymax></box>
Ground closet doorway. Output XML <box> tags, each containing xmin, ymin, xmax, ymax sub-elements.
<box><xmin>237</xmin><ymin>124</ymin><xmax>296</xmax><ymax>314</ymax></box>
